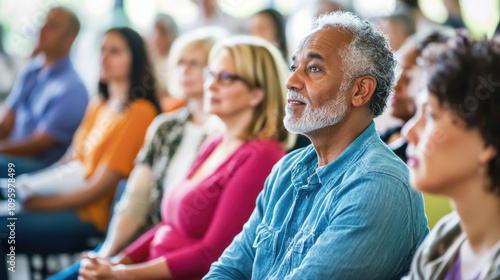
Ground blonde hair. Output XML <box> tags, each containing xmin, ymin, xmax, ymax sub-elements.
<box><xmin>166</xmin><ymin>28</ymin><xmax>228</xmax><ymax>98</ymax></box>
<box><xmin>209</xmin><ymin>36</ymin><xmax>293</xmax><ymax>148</ymax></box>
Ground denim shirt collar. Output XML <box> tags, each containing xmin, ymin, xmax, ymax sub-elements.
<box><xmin>291</xmin><ymin>121</ymin><xmax>379</xmax><ymax>192</ymax></box>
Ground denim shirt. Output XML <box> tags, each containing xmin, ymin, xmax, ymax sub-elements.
<box><xmin>203</xmin><ymin>122</ymin><xmax>429</xmax><ymax>280</ymax></box>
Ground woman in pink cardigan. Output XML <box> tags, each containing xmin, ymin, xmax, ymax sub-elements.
<box><xmin>78</xmin><ymin>36</ymin><xmax>292</xmax><ymax>280</ymax></box>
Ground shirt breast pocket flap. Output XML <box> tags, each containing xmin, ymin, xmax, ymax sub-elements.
<box><xmin>252</xmin><ymin>224</ymin><xmax>275</xmax><ymax>253</ymax></box>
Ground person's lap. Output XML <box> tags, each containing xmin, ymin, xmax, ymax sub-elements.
<box><xmin>45</xmin><ymin>243</ymin><xmax>108</xmax><ymax>280</ymax></box>
<box><xmin>37</xmin><ymin>180</ymin><xmax>128</xmax><ymax>280</ymax></box>
<box><xmin>46</xmin><ymin>259</ymin><xmax>81</xmax><ymax>280</ymax></box>
<box><xmin>0</xmin><ymin>204</ymin><xmax>102</xmax><ymax>279</ymax></box>
<box><xmin>0</xmin><ymin>203</ymin><xmax>102</xmax><ymax>254</ymax></box>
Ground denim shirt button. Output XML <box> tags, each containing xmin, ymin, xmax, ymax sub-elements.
<box><xmin>305</xmin><ymin>194</ymin><xmax>310</xmax><ymax>199</ymax></box>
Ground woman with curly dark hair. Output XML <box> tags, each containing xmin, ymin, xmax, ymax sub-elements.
<box><xmin>403</xmin><ymin>31</ymin><xmax>500</xmax><ymax>279</ymax></box>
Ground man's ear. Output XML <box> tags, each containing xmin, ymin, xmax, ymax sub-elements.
<box><xmin>249</xmin><ymin>88</ymin><xmax>265</xmax><ymax>107</ymax></box>
<box><xmin>351</xmin><ymin>76</ymin><xmax>377</xmax><ymax>108</ymax></box>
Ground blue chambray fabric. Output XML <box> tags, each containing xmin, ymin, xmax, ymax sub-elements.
<box><xmin>203</xmin><ymin>122</ymin><xmax>429</xmax><ymax>280</ymax></box>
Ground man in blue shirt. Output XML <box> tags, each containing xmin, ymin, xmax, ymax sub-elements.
<box><xmin>204</xmin><ymin>11</ymin><xmax>429</xmax><ymax>279</ymax></box>
<box><xmin>0</xmin><ymin>7</ymin><xmax>88</xmax><ymax>177</ymax></box>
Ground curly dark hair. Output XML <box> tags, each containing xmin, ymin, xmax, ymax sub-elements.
<box><xmin>424</xmin><ymin>30</ymin><xmax>500</xmax><ymax>195</ymax></box>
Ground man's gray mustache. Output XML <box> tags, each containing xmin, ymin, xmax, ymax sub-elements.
<box><xmin>286</xmin><ymin>90</ymin><xmax>309</xmax><ymax>104</ymax></box>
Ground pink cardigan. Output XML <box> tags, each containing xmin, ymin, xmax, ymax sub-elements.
<box><xmin>123</xmin><ymin>135</ymin><xmax>285</xmax><ymax>279</ymax></box>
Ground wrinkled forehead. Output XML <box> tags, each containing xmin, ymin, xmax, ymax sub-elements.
<box><xmin>292</xmin><ymin>27</ymin><xmax>353</xmax><ymax>63</ymax></box>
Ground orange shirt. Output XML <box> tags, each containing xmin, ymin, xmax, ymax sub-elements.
<box><xmin>72</xmin><ymin>98</ymin><xmax>157</xmax><ymax>232</ymax></box>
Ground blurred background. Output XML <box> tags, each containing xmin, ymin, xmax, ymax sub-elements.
<box><xmin>1</xmin><ymin>0</ymin><xmax>499</xmax><ymax>100</ymax></box>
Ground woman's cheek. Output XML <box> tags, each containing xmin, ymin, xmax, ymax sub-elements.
<box><xmin>419</xmin><ymin>122</ymin><xmax>442</xmax><ymax>157</ymax></box>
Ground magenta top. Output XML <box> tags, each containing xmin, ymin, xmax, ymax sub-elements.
<box><xmin>123</xmin><ymin>135</ymin><xmax>285</xmax><ymax>279</ymax></box>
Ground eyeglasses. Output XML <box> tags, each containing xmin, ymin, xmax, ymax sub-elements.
<box><xmin>178</xmin><ymin>59</ymin><xmax>205</xmax><ymax>69</ymax></box>
<box><xmin>204</xmin><ymin>69</ymin><xmax>245</xmax><ymax>85</ymax></box>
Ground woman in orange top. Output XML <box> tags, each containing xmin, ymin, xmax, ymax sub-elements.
<box><xmin>0</xmin><ymin>27</ymin><xmax>160</xmax><ymax>264</ymax></box>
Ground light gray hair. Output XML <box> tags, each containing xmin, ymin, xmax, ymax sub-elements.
<box><xmin>155</xmin><ymin>13</ymin><xmax>179</xmax><ymax>47</ymax></box>
<box><xmin>313</xmin><ymin>11</ymin><xmax>398</xmax><ymax>117</ymax></box>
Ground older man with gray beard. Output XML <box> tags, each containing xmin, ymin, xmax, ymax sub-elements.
<box><xmin>203</xmin><ymin>11</ymin><xmax>428</xmax><ymax>279</ymax></box>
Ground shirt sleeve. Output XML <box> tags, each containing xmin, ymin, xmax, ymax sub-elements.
<box><xmin>164</xmin><ymin>142</ymin><xmax>284</xmax><ymax>279</ymax></box>
<box><xmin>5</xmin><ymin>66</ymin><xmax>31</xmax><ymax>110</ymax></box>
<box><xmin>123</xmin><ymin>224</ymin><xmax>160</xmax><ymax>263</ymax></box>
<box><xmin>282</xmin><ymin>173</ymin><xmax>423</xmax><ymax>280</ymax></box>
<box><xmin>112</xmin><ymin>164</ymin><xmax>154</xmax><ymax>223</ymax></box>
<box><xmin>101</xmin><ymin>101</ymin><xmax>157</xmax><ymax>176</ymax></box>
<box><xmin>202</xmin><ymin>159</ymin><xmax>282</xmax><ymax>280</ymax></box>
<box><xmin>36</xmin><ymin>83</ymin><xmax>89</xmax><ymax>144</ymax></box>
<box><xmin>134</xmin><ymin>111</ymin><xmax>181</xmax><ymax>167</ymax></box>
<box><xmin>403</xmin><ymin>212</ymin><xmax>459</xmax><ymax>280</ymax></box>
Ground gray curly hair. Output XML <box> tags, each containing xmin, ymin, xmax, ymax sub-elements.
<box><xmin>313</xmin><ymin>11</ymin><xmax>398</xmax><ymax>117</ymax></box>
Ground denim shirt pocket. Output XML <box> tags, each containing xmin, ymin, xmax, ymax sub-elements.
<box><xmin>291</xmin><ymin>231</ymin><xmax>317</xmax><ymax>268</ymax></box>
<box><xmin>252</xmin><ymin>223</ymin><xmax>276</xmax><ymax>278</ymax></box>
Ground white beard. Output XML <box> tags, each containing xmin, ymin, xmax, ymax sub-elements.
<box><xmin>283</xmin><ymin>90</ymin><xmax>348</xmax><ymax>134</ymax></box>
